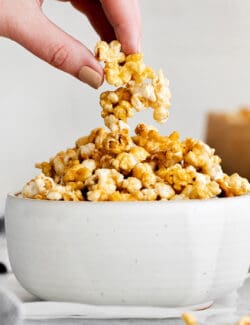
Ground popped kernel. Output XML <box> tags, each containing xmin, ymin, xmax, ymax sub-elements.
<box><xmin>138</xmin><ymin>188</ymin><xmax>158</xmax><ymax>201</ymax></box>
<box><xmin>112</xmin><ymin>152</ymin><xmax>138</xmax><ymax>174</ymax></box>
<box><xmin>21</xmin><ymin>41</ymin><xmax>250</xmax><ymax>202</ymax></box>
<box><xmin>217</xmin><ymin>173</ymin><xmax>250</xmax><ymax>197</ymax></box>
<box><xmin>63</xmin><ymin>162</ymin><xmax>94</xmax><ymax>183</ymax></box>
<box><xmin>155</xmin><ymin>182</ymin><xmax>175</xmax><ymax>200</ymax></box>
<box><xmin>22</xmin><ymin>173</ymin><xmax>83</xmax><ymax>201</ymax></box>
<box><xmin>95</xmin><ymin>40</ymin><xmax>125</xmax><ymax>63</ymax></box>
<box><xmin>102</xmin><ymin>130</ymin><xmax>133</xmax><ymax>154</ymax></box>
<box><xmin>87</xmin><ymin>127</ymin><xmax>109</xmax><ymax>149</ymax></box>
<box><xmin>122</xmin><ymin>177</ymin><xmax>142</xmax><ymax>194</ymax></box>
<box><xmin>183</xmin><ymin>138</ymin><xmax>223</xmax><ymax>179</ymax></box>
<box><xmin>132</xmin><ymin>163</ymin><xmax>157</xmax><ymax>188</ymax></box>
<box><xmin>96</xmin><ymin>41</ymin><xmax>155</xmax><ymax>86</ymax></box>
<box><xmin>108</xmin><ymin>191</ymin><xmax>137</xmax><ymax>201</ymax></box>
<box><xmin>181</xmin><ymin>313</ymin><xmax>197</xmax><ymax>325</ymax></box>
<box><xmin>86</xmin><ymin>168</ymin><xmax>124</xmax><ymax>201</ymax></box>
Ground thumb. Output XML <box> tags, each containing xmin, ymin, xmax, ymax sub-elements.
<box><xmin>7</xmin><ymin>7</ymin><xmax>103</xmax><ymax>88</ymax></box>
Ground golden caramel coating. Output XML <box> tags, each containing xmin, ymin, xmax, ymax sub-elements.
<box><xmin>96</xmin><ymin>41</ymin><xmax>171</xmax><ymax>129</ymax></box>
<box><xmin>95</xmin><ymin>40</ymin><xmax>125</xmax><ymax>63</ymax></box>
<box><xmin>129</xmin><ymin>70</ymin><xmax>171</xmax><ymax>123</ymax></box>
<box><xmin>87</xmin><ymin>127</ymin><xmax>109</xmax><ymax>149</ymax></box>
<box><xmin>157</xmin><ymin>164</ymin><xmax>221</xmax><ymax>199</ymax></box>
<box><xmin>86</xmin><ymin>168</ymin><xmax>124</xmax><ymax>201</ymax></box>
<box><xmin>132</xmin><ymin>163</ymin><xmax>157</xmax><ymax>188</ymax></box>
<box><xmin>217</xmin><ymin>173</ymin><xmax>250</xmax><ymax>197</ymax></box>
<box><xmin>181</xmin><ymin>313</ymin><xmax>197</xmax><ymax>325</ymax></box>
<box><xmin>155</xmin><ymin>182</ymin><xmax>175</xmax><ymax>200</ymax></box>
<box><xmin>22</xmin><ymin>174</ymin><xmax>83</xmax><ymax>201</ymax></box>
<box><xmin>183</xmin><ymin>138</ymin><xmax>223</xmax><ymax>179</ymax></box>
<box><xmin>122</xmin><ymin>177</ymin><xmax>142</xmax><ymax>194</ymax></box>
<box><xmin>22</xmin><ymin>41</ymin><xmax>250</xmax><ymax>202</ymax></box>
<box><xmin>133</xmin><ymin>124</ymin><xmax>181</xmax><ymax>157</ymax></box>
<box><xmin>108</xmin><ymin>191</ymin><xmax>137</xmax><ymax>201</ymax></box>
<box><xmin>95</xmin><ymin>40</ymin><xmax>155</xmax><ymax>86</ymax></box>
<box><xmin>102</xmin><ymin>130</ymin><xmax>133</xmax><ymax>154</ymax></box>
<box><xmin>112</xmin><ymin>152</ymin><xmax>138</xmax><ymax>174</ymax></box>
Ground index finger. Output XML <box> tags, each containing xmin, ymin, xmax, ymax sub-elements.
<box><xmin>100</xmin><ymin>0</ymin><xmax>141</xmax><ymax>54</ymax></box>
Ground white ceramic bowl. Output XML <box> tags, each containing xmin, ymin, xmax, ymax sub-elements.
<box><xmin>5</xmin><ymin>193</ymin><xmax>250</xmax><ymax>308</ymax></box>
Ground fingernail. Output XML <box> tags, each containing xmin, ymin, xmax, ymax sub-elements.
<box><xmin>78</xmin><ymin>66</ymin><xmax>103</xmax><ymax>89</ymax></box>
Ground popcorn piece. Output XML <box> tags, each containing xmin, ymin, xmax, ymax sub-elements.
<box><xmin>86</xmin><ymin>168</ymin><xmax>124</xmax><ymax>201</ymax></box>
<box><xmin>138</xmin><ymin>188</ymin><xmax>157</xmax><ymax>201</ymax></box>
<box><xmin>157</xmin><ymin>164</ymin><xmax>221</xmax><ymax>199</ymax></box>
<box><xmin>108</xmin><ymin>191</ymin><xmax>137</xmax><ymax>201</ymax></box>
<box><xmin>129</xmin><ymin>82</ymin><xmax>156</xmax><ymax>111</ymax></box>
<box><xmin>104</xmin><ymin>115</ymin><xmax>130</xmax><ymax>132</ymax></box>
<box><xmin>129</xmin><ymin>70</ymin><xmax>171</xmax><ymax>123</ymax></box>
<box><xmin>63</xmin><ymin>160</ymin><xmax>95</xmax><ymax>183</ymax></box>
<box><xmin>43</xmin><ymin>148</ymin><xmax>78</xmax><ymax>178</ymax></box>
<box><xmin>87</xmin><ymin>127</ymin><xmax>109</xmax><ymax>149</ymax></box>
<box><xmin>22</xmin><ymin>174</ymin><xmax>83</xmax><ymax>201</ymax></box>
<box><xmin>155</xmin><ymin>182</ymin><xmax>175</xmax><ymax>200</ymax></box>
<box><xmin>183</xmin><ymin>138</ymin><xmax>223</xmax><ymax>179</ymax></box>
<box><xmin>79</xmin><ymin>143</ymin><xmax>95</xmax><ymax>159</ymax></box>
<box><xmin>79</xmin><ymin>143</ymin><xmax>101</xmax><ymax>162</ymax></box>
<box><xmin>103</xmin><ymin>130</ymin><xmax>133</xmax><ymax>154</ymax></box>
<box><xmin>157</xmin><ymin>164</ymin><xmax>196</xmax><ymax>193</ymax></box>
<box><xmin>133</xmin><ymin>125</ymin><xmax>183</xmax><ymax>167</ymax></box>
<box><xmin>99</xmin><ymin>154</ymin><xmax>114</xmax><ymax>169</ymax></box>
<box><xmin>217</xmin><ymin>173</ymin><xmax>250</xmax><ymax>197</ymax></box>
<box><xmin>112</xmin><ymin>152</ymin><xmax>138</xmax><ymax>174</ymax></box>
<box><xmin>150</xmin><ymin>70</ymin><xmax>171</xmax><ymax>122</ymax></box>
<box><xmin>122</xmin><ymin>177</ymin><xmax>142</xmax><ymax>194</ymax></box>
<box><xmin>95</xmin><ymin>40</ymin><xmax>125</xmax><ymax>63</ymax></box>
<box><xmin>129</xmin><ymin>146</ymin><xmax>149</xmax><ymax>162</ymax></box>
<box><xmin>132</xmin><ymin>163</ymin><xmax>157</xmax><ymax>188</ymax></box>
<box><xmin>181</xmin><ymin>173</ymin><xmax>221</xmax><ymax>199</ymax></box>
<box><xmin>181</xmin><ymin>313</ymin><xmax>197</xmax><ymax>325</ymax></box>
<box><xmin>75</xmin><ymin>136</ymin><xmax>89</xmax><ymax>148</ymax></box>
<box><xmin>100</xmin><ymin>88</ymin><xmax>133</xmax><ymax>131</ymax></box>
<box><xmin>96</xmin><ymin>41</ymin><xmax>155</xmax><ymax>86</ymax></box>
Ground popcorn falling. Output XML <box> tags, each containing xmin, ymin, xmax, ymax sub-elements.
<box><xmin>21</xmin><ymin>41</ymin><xmax>250</xmax><ymax>201</ymax></box>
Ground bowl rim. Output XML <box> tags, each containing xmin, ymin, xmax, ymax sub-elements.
<box><xmin>6</xmin><ymin>192</ymin><xmax>250</xmax><ymax>207</ymax></box>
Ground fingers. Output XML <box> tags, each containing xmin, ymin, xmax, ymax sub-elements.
<box><xmin>6</xmin><ymin>2</ymin><xmax>103</xmax><ymax>88</ymax></box>
<box><xmin>100</xmin><ymin>0</ymin><xmax>142</xmax><ymax>54</ymax></box>
<box><xmin>70</xmin><ymin>0</ymin><xmax>115</xmax><ymax>43</ymax></box>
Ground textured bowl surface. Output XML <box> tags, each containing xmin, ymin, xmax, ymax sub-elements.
<box><xmin>5</xmin><ymin>194</ymin><xmax>250</xmax><ymax>307</ymax></box>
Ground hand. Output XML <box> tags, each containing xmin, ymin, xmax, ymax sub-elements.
<box><xmin>0</xmin><ymin>0</ymin><xmax>141</xmax><ymax>88</ymax></box>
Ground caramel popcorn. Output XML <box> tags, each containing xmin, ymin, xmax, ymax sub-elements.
<box><xmin>21</xmin><ymin>41</ymin><xmax>250</xmax><ymax>201</ymax></box>
<box><xmin>182</xmin><ymin>313</ymin><xmax>197</xmax><ymax>325</ymax></box>
<box><xmin>217</xmin><ymin>173</ymin><xmax>250</xmax><ymax>197</ymax></box>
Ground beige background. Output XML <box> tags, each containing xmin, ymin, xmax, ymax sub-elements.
<box><xmin>1</xmin><ymin>0</ymin><xmax>250</xmax><ymax>212</ymax></box>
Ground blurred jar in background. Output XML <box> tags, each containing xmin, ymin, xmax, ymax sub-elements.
<box><xmin>205</xmin><ymin>108</ymin><xmax>250</xmax><ymax>180</ymax></box>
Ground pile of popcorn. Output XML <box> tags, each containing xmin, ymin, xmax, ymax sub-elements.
<box><xmin>21</xmin><ymin>41</ymin><xmax>250</xmax><ymax>201</ymax></box>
